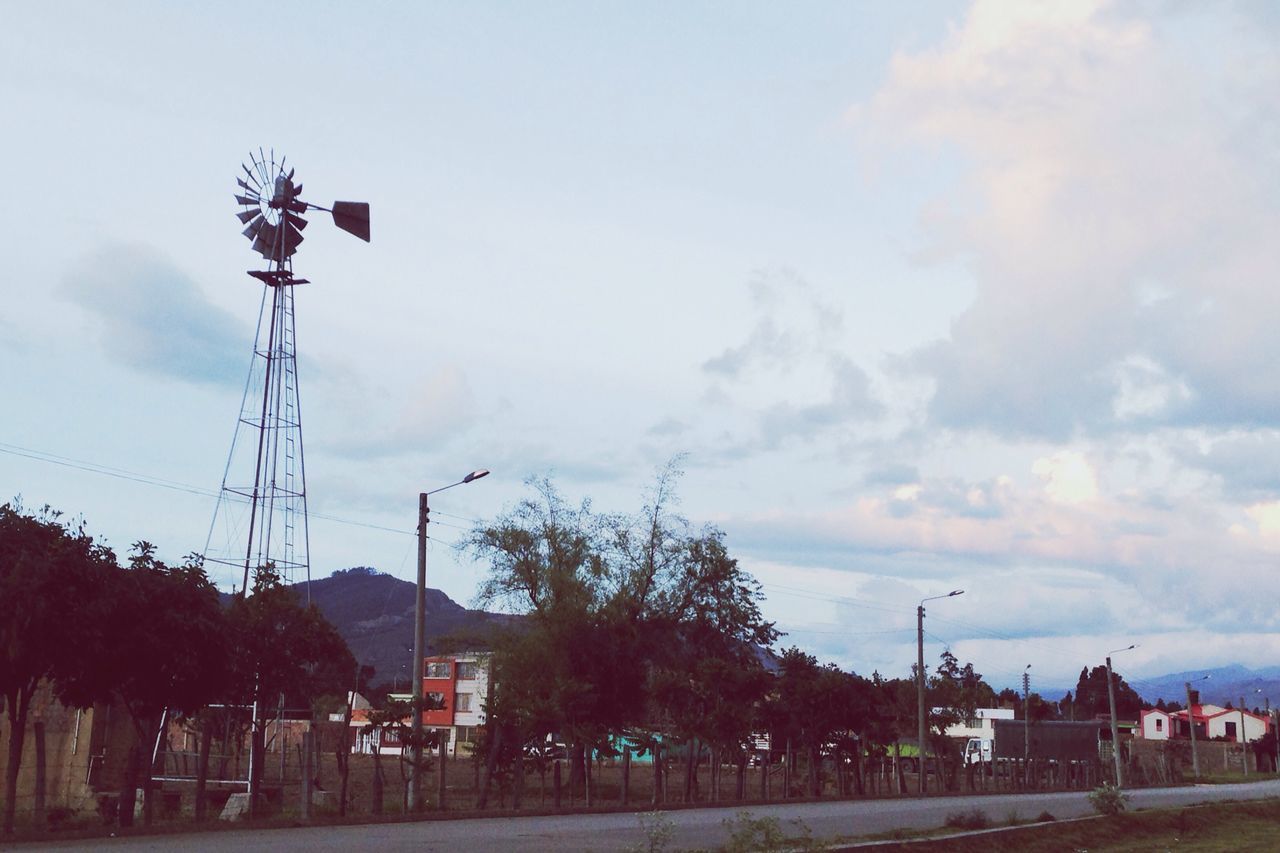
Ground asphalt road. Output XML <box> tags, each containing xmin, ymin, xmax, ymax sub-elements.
<box><xmin>24</xmin><ymin>780</ymin><xmax>1280</xmax><ymax>852</ymax></box>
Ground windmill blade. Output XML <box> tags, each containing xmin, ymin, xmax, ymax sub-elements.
<box><xmin>285</xmin><ymin>212</ymin><xmax>309</xmax><ymax>230</ymax></box>
<box><xmin>242</xmin><ymin>215</ymin><xmax>264</xmax><ymax>240</ymax></box>
<box><xmin>241</xmin><ymin>163</ymin><xmax>261</xmax><ymax>188</ymax></box>
<box><xmin>236</xmin><ymin>208</ymin><xmax>259</xmax><ymax>224</ymax></box>
<box><xmin>237</xmin><ymin>177</ymin><xmax>257</xmax><ymax>193</ymax></box>
<box><xmin>252</xmin><ymin>221</ymin><xmax>279</xmax><ymax>258</ymax></box>
<box><xmin>283</xmin><ymin>223</ymin><xmax>305</xmax><ymax>255</ymax></box>
<box><xmin>331</xmin><ymin>201</ymin><xmax>371</xmax><ymax>242</ymax></box>
<box><xmin>235</xmin><ymin>194</ymin><xmax>260</xmax><ymax>207</ymax></box>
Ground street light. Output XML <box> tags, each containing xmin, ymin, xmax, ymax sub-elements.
<box><xmin>408</xmin><ymin>468</ymin><xmax>490</xmax><ymax>812</ymax></box>
<box><xmin>1185</xmin><ymin>674</ymin><xmax>1210</xmax><ymax>780</ymax></box>
<box><xmin>917</xmin><ymin>588</ymin><xmax>964</xmax><ymax>795</ymax></box>
<box><xmin>1105</xmin><ymin>644</ymin><xmax>1137</xmax><ymax>788</ymax></box>
<box><xmin>1256</xmin><ymin>689</ymin><xmax>1276</xmax><ymax>776</ymax></box>
<box><xmin>1023</xmin><ymin>665</ymin><xmax>1032</xmax><ymax>777</ymax></box>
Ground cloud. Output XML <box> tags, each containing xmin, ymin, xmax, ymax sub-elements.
<box><xmin>60</xmin><ymin>244</ymin><xmax>247</xmax><ymax>386</ymax></box>
<box><xmin>1032</xmin><ymin>450</ymin><xmax>1098</xmax><ymax>504</ymax></box>
<box><xmin>321</xmin><ymin>364</ymin><xmax>479</xmax><ymax>459</ymax></box>
<box><xmin>859</xmin><ymin>0</ymin><xmax>1280</xmax><ymax>438</ymax></box>
<box><xmin>695</xmin><ymin>269</ymin><xmax>882</xmax><ymax>455</ymax></box>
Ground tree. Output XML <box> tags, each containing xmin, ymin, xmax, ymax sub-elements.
<box><xmin>1074</xmin><ymin>666</ymin><xmax>1145</xmax><ymax>719</ymax></box>
<box><xmin>225</xmin><ymin>564</ymin><xmax>356</xmax><ymax>813</ymax></box>
<box><xmin>0</xmin><ymin>503</ymin><xmax>115</xmax><ymax>834</ymax></box>
<box><xmin>466</xmin><ymin>468</ymin><xmax>779</xmax><ymax>804</ymax></box>
<box><xmin>73</xmin><ymin>543</ymin><xmax>232</xmax><ymax>826</ymax></box>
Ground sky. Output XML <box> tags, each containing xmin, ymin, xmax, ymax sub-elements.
<box><xmin>3</xmin><ymin>0</ymin><xmax>1280</xmax><ymax>697</ymax></box>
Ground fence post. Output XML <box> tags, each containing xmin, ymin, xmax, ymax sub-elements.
<box><xmin>34</xmin><ymin>721</ymin><xmax>47</xmax><ymax>830</ymax></box>
<box><xmin>301</xmin><ymin>730</ymin><xmax>313</xmax><ymax>820</ymax></box>
<box><xmin>438</xmin><ymin>733</ymin><xmax>448</xmax><ymax>810</ymax></box>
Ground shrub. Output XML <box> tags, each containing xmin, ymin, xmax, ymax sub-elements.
<box><xmin>629</xmin><ymin>811</ymin><xmax>674</xmax><ymax>853</ymax></box>
<box><xmin>723</xmin><ymin>812</ymin><xmax>787</xmax><ymax>853</ymax></box>
<box><xmin>1036</xmin><ymin>810</ymin><xmax>1056</xmax><ymax>822</ymax></box>
<box><xmin>944</xmin><ymin>807</ymin><xmax>992</xmax><ymax>830</ymax></box>
<box><xmin>1088</xmin><ymin>782</ymin><xmax>1130</xmax><ymax>816</ymax></box>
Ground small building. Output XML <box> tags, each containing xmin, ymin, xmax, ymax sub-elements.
<box><xmin>1140</xmin><ymin>703</ymin><xmax>1269</xmax><ymax>743</ymax></box>
<box><xmin>342</xmin><ymin>653</ymin><xmax>493</xmax><ymax>757</ymax></box>
<box><xmin>421</xmin><ymin>652</ymin><xmax>491</xmax><ymax>756</ymax></box>
<box><xmin>941</xmin><ymin>707</ymin><xmax>1015</xmax><ymax>739</ymax></box>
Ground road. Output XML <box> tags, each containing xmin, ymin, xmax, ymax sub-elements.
<box><xmin>25</xmin><ymin>780</ymin><xmax>1280</xmax><ymax>851</ymax></box>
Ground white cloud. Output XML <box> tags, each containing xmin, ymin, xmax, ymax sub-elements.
<box><xmin>1032</xmin><ymin>450</ymin><xmax>1098</xmax><ymax>504</ymax></box>
<box><xmin>860</xmin><ymin>0</ymin><xmax>1280</xmax><ymax>436</ymax></box>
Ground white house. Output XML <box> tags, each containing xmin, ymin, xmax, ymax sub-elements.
<box><xmin>942</xmin><ymin>707</ymin><xmax>1016</xmax><ymax>739</ymax></box>
<box><xmin>1140</xmin><ymin>703</ymin><xmax>1269</xmax><ymax>743</ymax></box>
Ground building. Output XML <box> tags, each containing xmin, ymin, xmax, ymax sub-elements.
<box><xmin>420</xmin><ymin>652</ymin><xmax>491</xmax><ymax>755</ymax></box>
<box><xmin>941</xmin><ymin>707</ymin><xmax>1015</xmax><ymax>739</ymax></box>
<box><xmin>1140</xmin><ymin>704</ymin><xmax>1270</xmax><ymax>743</ymax></box>
<box><xmin>342</xmin><ymin>652</ymin><xmax>493</xmax><ymax>757</ymax></box>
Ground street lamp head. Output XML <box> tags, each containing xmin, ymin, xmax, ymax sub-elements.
<box><xmin>463</xmin><ymin>469</ymin><xmax>490</xmax><ymax>484</ymax></box>
<box><xmin>949</xmin><ymin>589</ymin><xmax>965</xmax><ymax>597</ymax></box>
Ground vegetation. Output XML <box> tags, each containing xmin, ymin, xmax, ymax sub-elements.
<box><xmin>944</xmin><ymin>807</ymin><xmax>992</xmax><ymax>830</ymax></box>
<box><xmin>1088</xmin><ymin>781</ymin><xmax>1130</xmax><ymax>816</ymax></box>
<box><xmin>873</xmin><ymin>798</ymin><xmax>1280</xmax><ymax>852</ymax></box>
<box><xmin>461</xmin><ymin>465</ymin><xmax>1022</xmax><ymax>805</ymax></box>
<box><xmin>0</xmin><ymin>501</ymin><xmax>356</xmax><ymax>834</ymax></box>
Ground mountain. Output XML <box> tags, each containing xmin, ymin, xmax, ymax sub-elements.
<box><xmin>293</xmin><ymin>567</ymin><xmax>518</xmax><ymax>689</ymax></box>
<box><xmin>1128</xmin><ymin>665</ymin><xmax>1280</xmax><ymax>710</ymax></box>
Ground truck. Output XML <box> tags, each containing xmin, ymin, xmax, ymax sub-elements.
<box><xmin>965</xmin><ymin>719</ymin><xmax>1105</xmax><ymax>766</ymax></box>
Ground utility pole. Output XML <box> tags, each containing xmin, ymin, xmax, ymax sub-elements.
<box><xmin>1240</xmin><ymin>696</ymin><xmax>1249</xmax><ymax>776</ymax></box>
<box><xmin>916</xmin><ymin>603</ymin><xmax>926</xmax><ymax>795</ymax></box>
<box><xmin>1023</xmin><ymin>665</ymin><xmax>1031</xmax><ymax>782</ymax></box>
<box><xmin>1106</xmin><ymin>656</ymin><xmax>1123</xmax><ymax>787</ymax></box>
<box><xmin>408</xmin><ymin>469</ymin><xmax>489</xmax><ymax>813</ymax></box>
<box><xmin>408</xmin><ymin>490</ymin><xmax>429</xmax><ymax>812</ymax></box>
<box><xmin>916</xmin><ymin>589</ymin><xmax>964</xmax><ymax>796</ymax></box>
<box><xmin>1186</xmin><ymin>680</ymin><xmax>1201</xmax><ymax>780</ymax></box>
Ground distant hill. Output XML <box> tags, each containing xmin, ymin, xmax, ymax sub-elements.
<box><xmin>290</xmin><ymin>567</ymin><xmax>518</xmax><ymax>689</ymax></box>
<box><xmin>1128</xmin><ymin>665</ymin><xmax>1280</xmax><ymax>710</ymax></box>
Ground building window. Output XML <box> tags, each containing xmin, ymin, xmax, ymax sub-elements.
<box><xmin>425</xmin><ymin>661</ymin><xmax>451</xmax><ymax>679</ymax></box>
<box><xmin>1155</xmin><ymin>719</ymin><xmax>1163</xmax><ymax>732</ymax></box>
<box><xmin>1225</xmin><ymin>721</ymin><xmax>1238</xmax><ymax>740</ymax></box>
<box><xmin>455</xmin><ymin>693</ymin><xmax>472</xmax><ymax>713</ymax></box>
<box><xmin>426</xmin><ymin>691</ymin><xmax>446</xmax><ymax>710</ymax></box>
<box><xmin>457</xmin><ymin>661</ymin><xmax>480</xmax><ymax>681</ymax></box>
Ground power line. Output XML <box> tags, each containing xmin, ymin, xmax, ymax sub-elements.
<box><xmin>0</xmin><ymin>440</ymin><xmax>461</xmax><ymax>542</ymax></box>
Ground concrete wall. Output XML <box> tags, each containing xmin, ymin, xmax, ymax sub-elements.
<box><xmin>0</xmin><ymin>682</ymin><xmax>136</xmax><ymax>819</ymax></box>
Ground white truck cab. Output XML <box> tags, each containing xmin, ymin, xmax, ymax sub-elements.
<box><xmin>964</xmin><ymin>737</ymin><xmax>992</xmax><ymax>765</ymax></box>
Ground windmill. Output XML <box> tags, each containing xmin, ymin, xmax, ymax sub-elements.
<box><xmin>204</xmin><ymin>149</ymin><xmax>369</xmax><ymax>600</ymax></box>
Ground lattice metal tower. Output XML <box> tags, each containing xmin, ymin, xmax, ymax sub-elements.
<box><xmin>204</xmin><ymin>149</ymin><xmax>369</xmax><ymax>598</ymax></box>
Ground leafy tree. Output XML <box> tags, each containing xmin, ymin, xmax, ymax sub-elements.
<box><xmin>77</xmin><ymin>543</ymin><xmax>232</xmax><ymax>826</ymax></box>
<box><xmin>1074</xmin><ymin>666</ymin><xmax>1145</xmax><ymax>719</ymax></box>
<box><xmin>0</xmin><ymin>503</ymin><xmax>115</xmax><ymax>834</ymax></box>
<box><xmin>466</xmin><ymin>468</ymin><xmax>778</xmax><ymax>804</ymax></box>
<box><xmin>225</xmin><ymin>564</ymin><xmax>356</xmax><ymax>811</ymax></box>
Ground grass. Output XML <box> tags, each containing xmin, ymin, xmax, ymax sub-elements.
<box><xmin>852</xmin><ymin>798</ymin><xmax>1280</xmax><ymax>852</ymax></box>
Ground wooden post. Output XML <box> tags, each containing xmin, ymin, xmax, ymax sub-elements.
<box><xmin>33</xmin><ymin>722</ymin><xmax>46</xmax><ymax>830</ymax></box>
<box><xmin>301</xmin><ymin>731</ymin><xmax>313</xmax><ymax>820</ymax></box>
<box><xmin>438</xmin><ymin>735</ymin><xmax>448</xmax><ymax>810</ymax></box>
<box><xmin>621</xmin><ymin>748</ymin><xmax>630</xmax><ymax>806</ymax></box>
<box><xmin>553</xmin><ymin>759</ymin><xmax>562</xmax><ymax>809</ymax></box>
<box><xmin>195</xmin><ymin>725</ymin><xmax>212</xmax><ymax>821</ymax></box>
